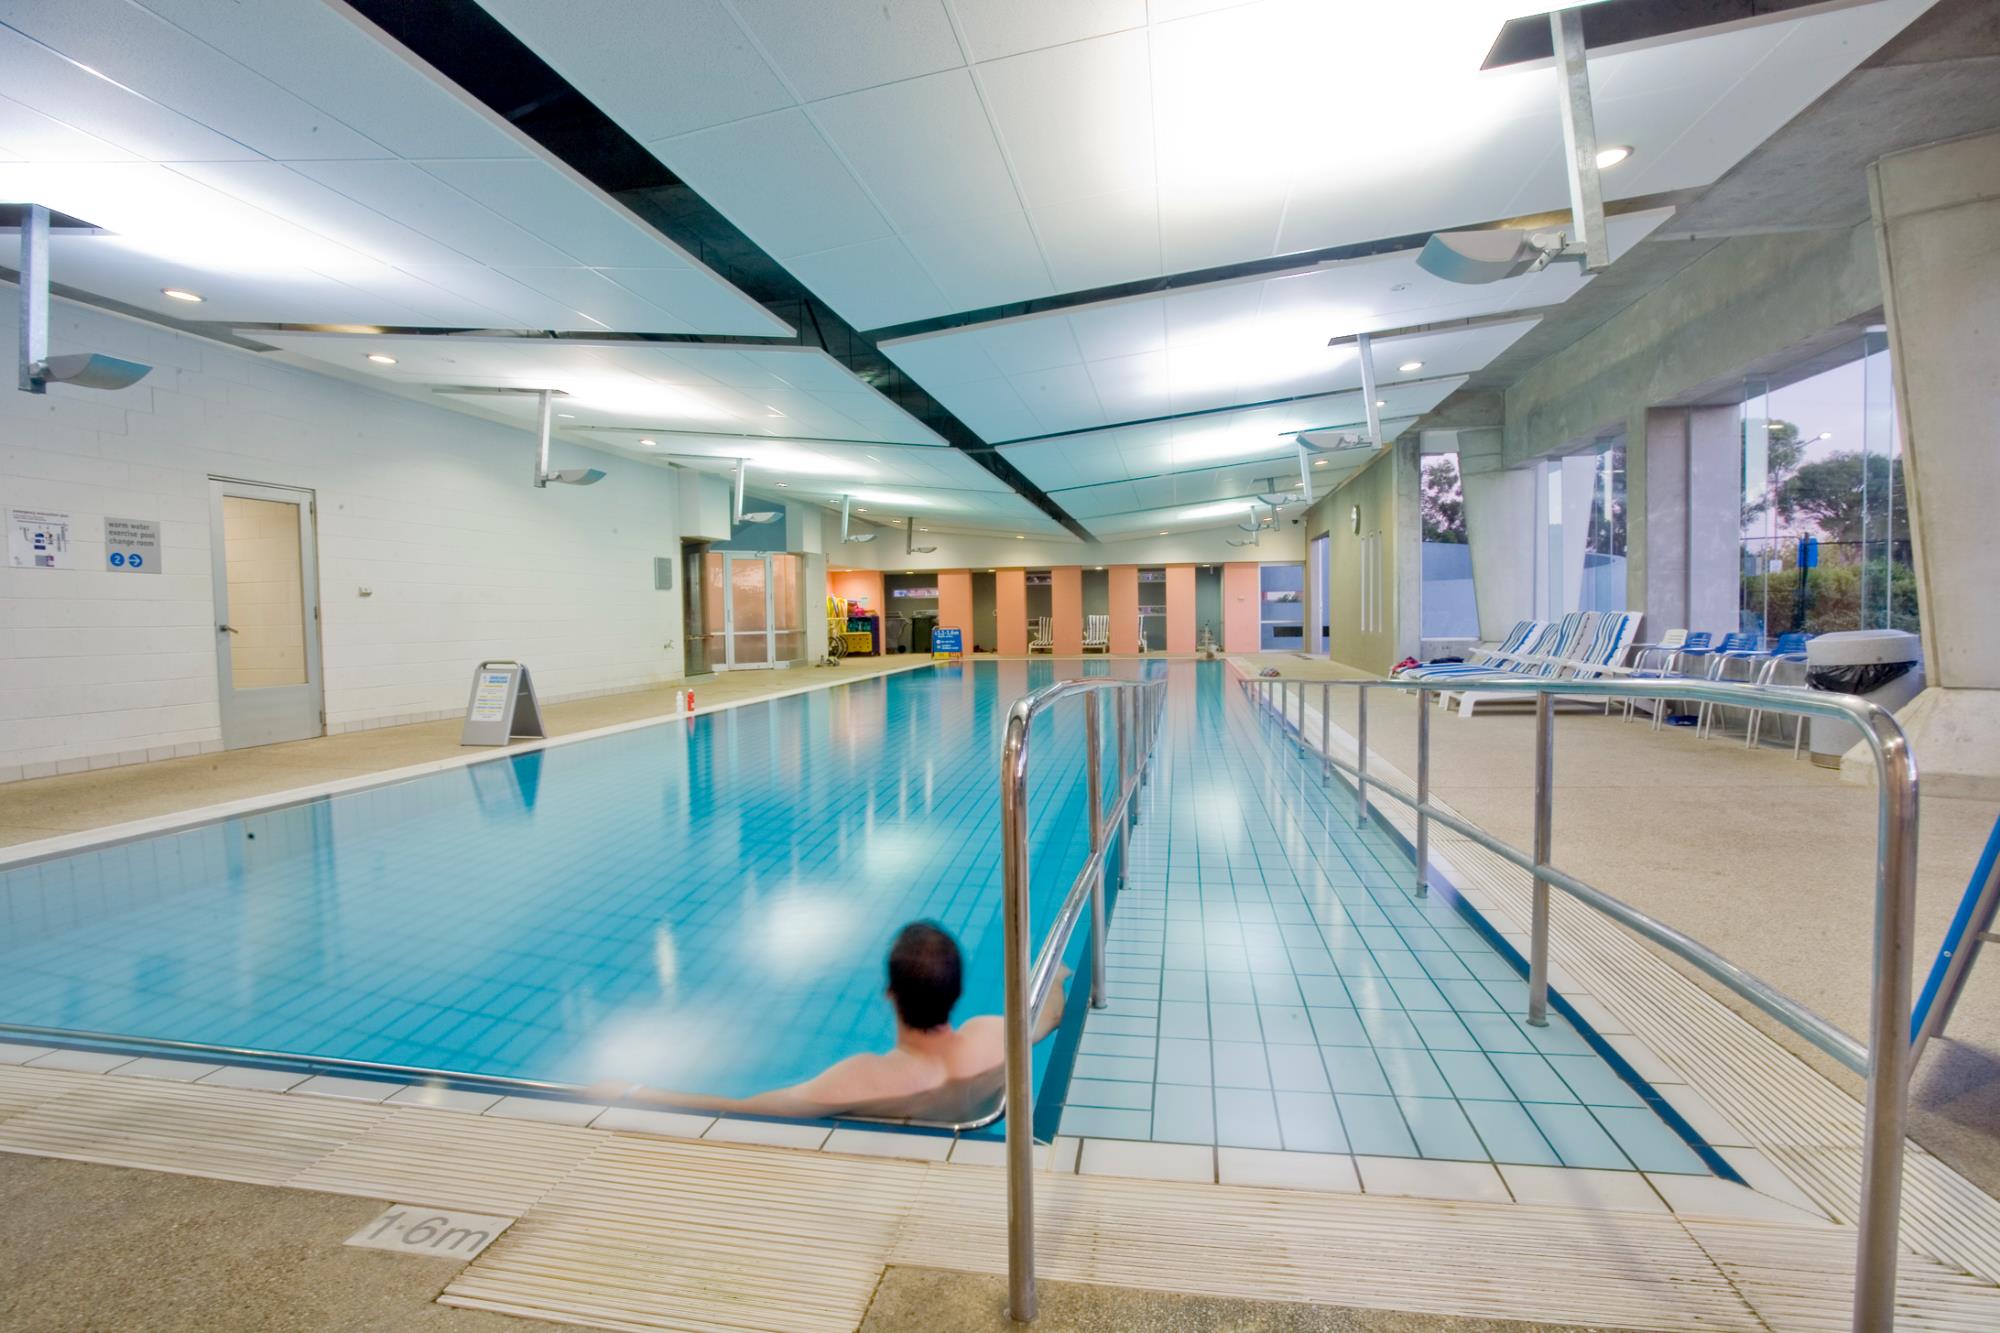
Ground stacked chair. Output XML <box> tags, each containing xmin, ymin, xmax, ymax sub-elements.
<box><xmin>1082</xmin><ymin>614</ymin><xmax>1110</xmax><ymax>653</ymax></box>
<box><xmin>1028</xmin><ymin>616</ymin><xmax>1053</xmax><ymax>653</ymax></box>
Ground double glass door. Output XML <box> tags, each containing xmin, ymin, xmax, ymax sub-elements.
<box><xmin>702</xmin><ymin>552</ymin><xmax>802</xmax><ymax>669</ymax></box>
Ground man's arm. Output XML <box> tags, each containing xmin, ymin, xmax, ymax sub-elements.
<box><xmin>591</xmin><ymin>1052</ymin><xmax>889</xmax><ymax>1121</ymax></box>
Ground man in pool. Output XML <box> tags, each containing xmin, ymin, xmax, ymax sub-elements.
<box><xmin>595</xmin><ymin>921</ymin><xmax>1068</xmax><ymax>1122</ymax></box>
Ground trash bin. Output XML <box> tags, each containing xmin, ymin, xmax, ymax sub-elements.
<box><xmin>910</xmin><ymin>613</ymin><xmax>936</xmax><ymax>655</ymax></box>
<box><xmin>1805</xmin><ymin>629</ymin><xmax>1924</xmax><ymax>768</ymax></box>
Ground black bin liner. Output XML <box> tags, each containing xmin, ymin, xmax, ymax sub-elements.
<box><xmin>1807</xmin><ymin>660</ymin><xmax>1916</xmax><ymax>695</ymax></box>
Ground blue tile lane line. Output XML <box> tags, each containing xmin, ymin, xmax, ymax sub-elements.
<box><xmin>1061</xmin><ymin>663</ymin><xmax>1715</xmax><ymax>1177</ymax></box>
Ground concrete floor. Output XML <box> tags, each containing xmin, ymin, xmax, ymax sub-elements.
<box><xmin>1231</xmin><ymin>653</ymin><xmax>2000</xmax><ymax>1199</ymax></box>
<box><xmin>0</xmin><ymin>1154</ymin><xmax>1606</xmax><ymax>1333</ymax></box>
<box><xmin>0</xmin><ymin>1154</ymin><xmax>537</xmax><ymax>1332</ymax></box>
<box><xmin>859</xmin><ymin>1267</ymin><xmax>1613</xmax><ymax>1332</ymax></box>
<box><xmin>0</xmin><ymin>655</ymin><xmax>934</xmax><ymax>848</ymax></box>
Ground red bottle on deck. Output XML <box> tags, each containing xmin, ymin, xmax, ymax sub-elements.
<box><xmin>685</xmin><ymin>689</ymin><xmax>695</xmax><ymax>713</ymax></box>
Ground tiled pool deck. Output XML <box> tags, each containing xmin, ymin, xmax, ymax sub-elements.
<box><xmin>1061</xmin><ymin>667</ymin><xmax>1709</xmax><ymax>1178</ymax></box>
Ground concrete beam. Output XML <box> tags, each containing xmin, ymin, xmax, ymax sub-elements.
<box><xmin>1503</xmin><ymin>224</ymin><xmax>1883</xmax><ymax>467</ymax></box>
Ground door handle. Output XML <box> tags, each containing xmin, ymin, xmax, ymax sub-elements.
<box><xmin>218</xmin><ymin>624</ymin><xmax>239</xmax><ymax>634</ymax></box>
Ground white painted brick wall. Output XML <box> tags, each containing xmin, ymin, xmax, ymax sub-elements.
<box><xmin>0</xmin><ymin>298</ymin><xmax>686</xmax><ymax>781</ymax></box>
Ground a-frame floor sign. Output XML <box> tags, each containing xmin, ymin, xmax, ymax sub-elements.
<box><xmin>460</xmin><ymin>660</ymin><xmax>547</xmax><ymax>746</ymax></box>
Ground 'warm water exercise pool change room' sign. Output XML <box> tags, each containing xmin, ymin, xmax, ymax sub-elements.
<box><xmin>461</xmin><ymin>661</ymin><xmax>546</xmax><ymax>746</ymax></box>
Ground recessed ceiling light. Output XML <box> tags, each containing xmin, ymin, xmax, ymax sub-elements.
<box><xmin>1158</xmin><ymin>531</ymin><xmax>1169</xmax><ymax>536</ymax></box>
<box><xmin>160</xmin><ymin>287</ymin><xmax>204</xmax><ymax>303</ymax></box>
<box><xmin>1374</xmin><ymin>399</ymin><xmax>1386</xmax><ymax>408</ymax></box>
<box><xmin>1315</xmin><ymin>459</ymin><xmax>1327</xmax><ymax>466</ymax></box>
<box><xmin>1398</xmin><ymin>360</ymin><xmax>1423</xmax><ymax>374</ymax></box>
<box><xmin>1015</xmin><ymin>534</ymin><xmax>1024</xmax><ymax>540</ymax></box>
<box><xmin>639</xmin><ymin>437</ymin><xmax>657</xmax><ymax>447</ymax></box>
<box><xmin>776</xmin><ymin>481</ymin><xmax>787</xmax><ymax>487</ymax></box>
<box><xmin>367</xmin><ymin>353</ymin><xmax>397</xmax><ymax>365</ymax></box>
<box><xmin>1595</xmin><ymin>144</ymin><xmax>1633</xmax><ymax>170</ymax></box>
<box><xmin>856</xmin><ymin>506</ymin><xmax>867</xmax><ymax>512</ymax></box>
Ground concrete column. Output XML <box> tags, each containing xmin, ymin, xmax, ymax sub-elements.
<box><xmin>1164</xmin><ymin>566</ymin><xmax>1196</xmax><ymax>654</ymax></box>
<box><xmin>1457</xmin><ymin>428</ymin><xmax>1537</xmax><ymax>640</ymax></box>
<box><xmin>936</xmin><ymin>571</ymin><xmax>973</xmax><ymax>648</ymax></box>
<box><xmin>1222</xmin><ymin>563</ymin><xmax>1259</xmax><ymax>653</ymax></box>
<box><xmin>996</xmin><ymin>569</ymin><xmax>1027</xmax><ymax>656</ymax></box>
<box><xmin>1638</xmin><ymin>407</ymin><xmax>1688</xmax><ymax>631</ymax></box>
<box><xmin>1687</xmin><ymin>405</ymin><xmax>1741</xmax><ymax>637</ymax></box>
<box><xmin>1862</xmin><ymin>130</ymin><xmax>2000</xmax><ymax>796</ymax></box>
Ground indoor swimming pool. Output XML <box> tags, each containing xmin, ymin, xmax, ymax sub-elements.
<box><xmin>0</xmin><ymin>662</ymin><xmax>1713</xmax><ymax>1173</ymax></box>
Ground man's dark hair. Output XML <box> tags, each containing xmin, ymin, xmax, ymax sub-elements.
<box><xmin>887</xmin><ymin>921</ymin><xmax>962</xmax><ymax>1030</ymax></box>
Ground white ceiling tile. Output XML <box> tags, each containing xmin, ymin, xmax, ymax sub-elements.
<box><xmin>877</xmin><ymin>334</ymin><xmax>1002</xmax><ymax>387</ymax></box>
<box><xmin>1013</xmin><ymin>363</ymin><xmax>1108</xmax><ymax>434</ymax></box>
<box><xmin>0</xmin><ymin>25</ymin><xmax>259</xmax><ymax>164</ymax></box>
<box><xmin>0</xmin><ymin>92</ymin><xmax>140</xmax><ymax>163</ymax></box>
<box><xmin>165</xmin><ymin>160</ymin><xmax>472</xmax><ymax>269</ymax></box>
<box><xmin>910</xmin><ymin>377</ymin><xmax>1042</xmax><ymax>442</ymax></box>
<box><xmin>1064</xmin><ymin>296</ymin><xmax>1166</xmax><ymax>363</ymax></box>
<box><xmin>978</xmin><ymin>29</ymin><xmax>1155</xmax><ymax>206</ymax></box>
<box><xmin>948</xmin><ymin>0</ymin><xmax>1148</xmax><ymax>62</ymax></box>
<box><xmin>659</xmin><ymin>109</ymin><xmax>891</xmax><ymax>258</ymax></box>
<box><xmin>784</xmin><ymin>235</ymin><xmax>949</xmax><ymax>330</ymax></box>
<box><xmin>961</xmin><ymin>314</ymin><xmax>1081</xmax><ymax>377</ymax></box>
<box><xmin>496</xmin><ymin>267</ymin><xmax>697</xmax><ymax>334</ymax></box>
<box><xmin>1158</xmin><ymin>186</ymin><xmax>1286</xmax><ymax>275</ymax></box>
<box><xmin>1027</xmin><ymin>188</ymin><xmax>1163</xmax><ymax>292</ymax></box>
<box><xmin>289</xmin><ymin>160</ymin><xmax>575</xmax><ymax>268</ymax></box>
<box><xmin>133</xmin><ymin>0</ymin><xmax>533</xmax><ymax>161</ymax></box>
<box><xmin>727</xmin><ymin>0</ymin><xmax>964</xmax><ymax>102</ymax></box>
<box><xmin>594</xmin><ymin>269</ymin><xmax>794</xmax><ymax>337</ymax></box>
<box><xmin>3</xmin><ymin>0</ymin><xmax>392</xmax><ymax>161</ymax></box>
<box><xmin>389</xmin><ymin>262</ymin><xmax>601</xmax><ymax>329</ymax></box>
<box><xmin>475</xmin><ymin>0</ymin><xmax>791</xmax><ymax>140</ymax></box>
<box><xmin>414</xmin><ymin>159</ymin><xmax>688</xmax><ymax>271</ymax></box>
<box><xmin>809</xmin><ymin>70</ymin><xmax>1021</xmax><ymax>231</ymax></box>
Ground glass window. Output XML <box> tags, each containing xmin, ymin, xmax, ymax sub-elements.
<box><xmin>1419</xmin><ymin>451</ymin><xmax>1479</xmax><ymax>638</ymax></box>
<box><xmin>1579</xmin><ymin>439</ymin><xmax>1627</xmax><ymax>613</ymax></box>
<box><xmin>1738</xmin><ymin>334</ymin><xmax>1916</xmax><ymax>638</ymax></box>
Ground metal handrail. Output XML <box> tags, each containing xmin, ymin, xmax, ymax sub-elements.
<box><xmin>1242</xmin><ymin>670</ymin><xmax>1917</xmax><ymax>1333</ymax></box>
<box><xmin>1000</xmin><ymin>672</ymin><xmax>1167</xmax><ymax>1323</ymax></box>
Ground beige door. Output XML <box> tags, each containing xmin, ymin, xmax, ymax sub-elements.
<box><xmin>209</xmin><ymin>479</ymin><xmax>324</xmax><ymax>748</ymax></box>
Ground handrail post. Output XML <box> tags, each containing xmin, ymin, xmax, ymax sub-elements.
<box><xmin>1415</xmin><ymin>688</ymin><xmax>1431</xmax><ymax>898</ymax></box>
<box><xmin>1852</xmin><ymin>714</ymin><xmax>1919</xmax><ymax>1332</ymax></box>
<box><xmin>999</xmin><ymin>710</ymin><xmax>1036</xmax><ymax>1323</ymax></box>
<box><xmin>1086</xmin><ymin>696</ymin><xmax>1108</xmax><ymax>1011</ymax></box>
<box><xmin>1354</xmin><ymin>684</ymin><xmax>1369</xmax><ymax>826</ymax></box>
<box><xmin>1294</xmin><ymin>679</ymin><xmax>1305</xmax><ymax>738</ymax></box>
<box><xmin>1118</xmin><ymin>687</ymin><xmax>1134</xmax><ymax>834</ymax></box>
<box><xmin>1321</xmin><ymin>681</ymin><xmax>1331</xmax><ymax>781</ymax></box>
<box><xmin>1527</xmin><ymin>691</ymin><xmax>1555</xmax><ymax>1027</ymax></box>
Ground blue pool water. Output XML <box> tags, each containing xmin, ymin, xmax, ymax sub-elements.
<box><xmin>0</xmin><ymin>661</ymin><xmax>1143</xmax><ymax>1105</ymax></box>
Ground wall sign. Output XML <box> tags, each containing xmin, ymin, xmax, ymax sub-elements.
<box><xmin>8</xmin><ymin>507</ymin><xmax>74</xmax><ymax>569</ymax></box>
<box><xmin>460</xmin><ymin>661</ymin><xmax>547</xmax><ymax>746</ymax></box>
<box><xmin>104</xmin><ymin>516</ymin><xmax>161</xmax><ymax>573</ymax></box>
<box><xmin>932</xmin><ymin>626</ymin><xmax>964</xmax><ymax>660</ymax></box>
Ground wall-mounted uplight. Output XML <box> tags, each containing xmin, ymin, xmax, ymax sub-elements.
<box><xmin>1398</xmin><ymin>360</ymin><xmax>1423</xmax><ymax>374</ymax></box>
<box><xmin>367</xmin><ymin>353</ymin><xmax>397</xmax><ymax>365</ymax></box>
<box><xmin>160</xmin><ymin>287</ymin><xmax>204</xmax><ymax>303</ymax></box>
<box><xmin>639</xmin><ymin>437</ymin><xmax>657</xmax><ymax>447</ymax></box>
<box><xmin>1595</xmin><ymin>144</ymin><xmax>1634</xmax><ymax>170</ymax></box>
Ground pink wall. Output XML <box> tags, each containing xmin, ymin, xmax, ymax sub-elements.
<box><xmin>996</xmin><ymin>568</ymin><xmax>1028</xmax><ymax>656</ymax></box>
<box><xmin>936</xmin><ymin>570</ymin><xmax>972</xmax><ymax>650</ymax></box>
<box><xmin>1165</xmin><ymin>565</ymin><xmax>1196</xmax><ymax>654</ymax></box>
<box><xmin>829</xmin><ymin>569</ymin><xmax>883</xmax><ymax>615</ymax></box>
<box><xmin>1109</xmin><ymin>566</ymin><xmax>1139</xmax><ymax>655</ymax></box>
<box><xmin>1223</xmin><ymin>563</ymin><xmax>1261</xmax><ymax>653</ymax></box>
<box><xmin>1051</xmin><ymin>567</ymin><xmax>1084</xmax><ymax>654</ymax></box>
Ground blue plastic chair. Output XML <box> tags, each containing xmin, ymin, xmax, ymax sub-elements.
<box><xmin>1744</xmin><ymin>632</ymin><xmax>1813</xmax><ymax>754</ymax></box>
<box><xmin>1698</xmin><ymin>633</ymin><xmax>1779</xmax><ymax>740</ymax></box>
<box><xmin>1641</xmin><ymin>630</ymin><xmax>1714</xmax><ymax>728</ymax></box>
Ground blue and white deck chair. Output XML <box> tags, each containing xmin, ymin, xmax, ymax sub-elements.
<box><xmin>1442</xmin><ymin>612</ymin><xmax>1590</xmax><ymax>715</ymax></box>
<box><xmin>1400</xmin><ymin>619</ymin><xmax>1543</xmax><ymax>681</ymax></box>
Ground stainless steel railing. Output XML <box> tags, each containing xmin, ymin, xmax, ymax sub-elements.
<box><xmin>1242</xmin><ymin>670</ymin><xmax>1916</xmax><ymax>1333</ymax></box>
<box><xmin>999</xmin><ymin>672</ymin><xmax>1168</xmax><ymax>1323</ymax></box>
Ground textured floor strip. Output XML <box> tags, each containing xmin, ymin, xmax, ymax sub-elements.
<box><xmin>440</xmin><ymin>1136</ymin><xmax>929</xmax><ymax>1333</ymax></box>
<box><xmin>1279</xmin><ymin>687</ymin><xmax>2000</xmax><ymax>1287</ymax></box>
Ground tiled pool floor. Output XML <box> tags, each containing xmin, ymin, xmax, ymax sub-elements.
<box><xmin>1060</xmin><ymin>666</ymin><xmax>1709</xmax><ymax>1177</ymax></box>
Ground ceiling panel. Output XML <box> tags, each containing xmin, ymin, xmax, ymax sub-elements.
<box><xmin>997</xmin><ymin>377</ymin><xmax>1461</xmax><ymax>494</ymax></box>
<box><xmin>257</xmin><ymin>333</ymin><xmax>943</xmax><ymax>447</ymax></box>
<box><xmin>477</xmin><ymin>0</ymin><xmax>1931</xmax><ymax>331</ymax></box>
<box><xmin>887</xmin><ymin>258</ymin><xmax>1550</xmax><ymax>440</ymax></box>
<box><xmin>646</xmin><ymin>441</ymin><xmax>1074</xmax><ymax>540</ymax></box>
<box><xmin>0</xmin><ymin>0</ymin><xmax>783</xmax><ymax>334</ymax></box>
